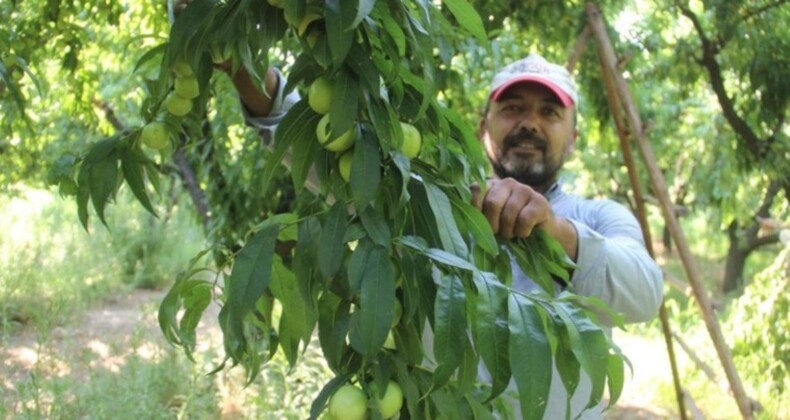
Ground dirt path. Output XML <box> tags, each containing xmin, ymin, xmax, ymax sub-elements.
<box><xmin>2</xmin><ymin>289</ymin><xmax>676</xmax><ymax>418</ymax></box>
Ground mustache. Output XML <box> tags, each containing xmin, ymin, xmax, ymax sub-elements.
<box><xmin>503</xmin><ymin>130</ymin><xmax>547</xmax><ymax>151</ymax></box>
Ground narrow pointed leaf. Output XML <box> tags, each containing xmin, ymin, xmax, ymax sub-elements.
<box><xmin>444</xmin><ymin>0</ymin><xmax>487</xmax><ymax>43</ymax></box>
<box><xmin>433</xmin><ymin>273</ymin><xmax>467</xmax><ymax>389</ymax></box>
<box><xmin>425</xmin><ymin>182</ymin><xmax>468</xmax><ymax>257</ymax></box>
<box><xmin>358</xmin><ymin>244</ymin><xmax>396</xmax><ymax>357</ymax></box>
<box><xmin>263</xmin><ymin>99</ymin><xmax>313</xmax><ymax>192</ymax></box>
<box><xmin>121</xmin><ymin>147</ymin><xmax>156</xmax><ymax>215</ymax></box>
<box><xmin>225</xmin><ymin>224</ymin><xmax>279</xmax><ymax>351</ymax></box>
<box><xmin>508</xmin><ymin>294</ymin><xmax>552</xmax><ymax>420</ymax></box>
<box><xmin>350</xmin><ymin>127</ymin><xmax>380</xmax><ymax>206</ymax></box>
<box><xmin>318</xmin><ymin>202</ymin><xmax>348</xmax><ymax>278</ymax></box>
<box><xmin>451</xmin><ymin>199</ymin><xmax>498</xmax><ymax>256</ymax></box>
<box><xmin>472</xmin><ymin>271</ymin><xmax>511</xmax><ymax>401</ymax></box>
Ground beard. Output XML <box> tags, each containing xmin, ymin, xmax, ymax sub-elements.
<box><xmin>489</xmin><ymin>129</ymin><xmax>564</xmax><ymax>190</ymax></box>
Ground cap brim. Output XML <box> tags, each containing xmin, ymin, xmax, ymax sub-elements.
<box><xmin>490</xmin><ymin>76</ymin><xmax>574</xmax><ymax>106</ymax></box>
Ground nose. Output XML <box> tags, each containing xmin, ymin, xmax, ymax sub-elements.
<box><xmin>516</xmin><ymin>110</ymin><xmax>539</xmax><ymax>133</ymax></box>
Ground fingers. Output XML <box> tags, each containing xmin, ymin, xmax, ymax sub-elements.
<box><xmin>174</xmin><ymin>0</ymin><xmax>193</xmax><ymax>16</ymax></box>
<box><xmin>471</xmin><ymin>182</ymin><xmax>482</xmax><ymax>210</ymax></box>
<box><xmin>480</xmin><ymin>178</ymin><xmax>549</xmax><ymax>239</ymax></box>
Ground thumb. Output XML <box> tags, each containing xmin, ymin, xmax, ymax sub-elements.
<box><xmin>471</xmin><ymin>182</ymin><xmax>483</xmax><ymax>210</ymax></box>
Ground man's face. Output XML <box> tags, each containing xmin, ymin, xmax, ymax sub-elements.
<box><xmin>479</xmin><ymin>83</ymin><xmax>577</xmax><ymax>192</ymax></box>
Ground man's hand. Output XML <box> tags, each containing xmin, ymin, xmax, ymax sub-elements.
<box><xmin>471</xmin><ymin>178</ymin><xmax>578</xmax><ymax>260</ymax></box>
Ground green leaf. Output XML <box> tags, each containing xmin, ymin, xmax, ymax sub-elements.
<box><xmin>159</xmin><ymin>276</ymin><xmax>186</xmax><ymax>347</ymax></box>
<box><xmin>376</xmin><ymin>5</ymin><xmax>406</xmax><ymax>56</ymax></box>
<box><xmin>350</xmin><ymin>127</ymin><xmax>381</xmax><ymax>206</ymax></box>
<box><xmin>89</xmin><ymin>153</ymin><xmax>119</xmax><ymax>227</ymax></box>
<box><xmin>309</xmin><ymin>375</ymin><xmax>352</xmax><ymax>420</ymax></box>
<box><xmin>347</xmin><ymin>46</ymin><xmax>380</xmax><ymax>96</ymax></box>
<box><xmin>471</xmin><ymin>271</ymin><xmax>511</xmax><ymax>402</ymax></box>
<box><xmin>347</xmin><ymin>237</ymin><xmax>374</xmax><ymax>293</ymax></box>
<box><xmin>270</xmin><ymin>256</ymin><xmax>316</xmax><ymax>368</ymax></box>
<box><xmin>120</xmin><ymin>146</ymin><xmax>156</xmax><ymax>216</ymax></box>
<box><xmin>289</xmin><ymin>110</ymin><xmax>322</xmax><ymax>193</ymax></box>
<box><xmin>178</xmin><ymin>280</ymin><xmax>212</xmax><ymax>357</ymax></box>
<box><xmin>263</xmin><ymin>99</ymin><xmax>313</xmax><ymax>192</ymax></box>
<box><xmin>554</xmin><ymin>301</ymin><xmax>610</xmax><ymax>409</ymax></box>
<box><xmin>76</xmin><ymin>165</ymin><xmax>91</xmax><ymax>231</ymax></box>
<box><xmin>328</xmin><ymin>69</ymin><xmax>358</xmax><ymax>140</ymax></box>
<box><xmin>424</xmin><ymin>182</ymin><xmax>469</xmax><ymax>257</ymax></box>
<box><xmin>317</xmin><ymin>291</ymin><xmax>351</xmax><ymax>371</ymax></box>
<box><xmin>363</xmin><ymin>93</ymin><xmax>395</xmax><ymax>151</ymax></box>
<box><xmin>443</xmin><ymin>0</ymin><xmax>488</xmax><ymax>43</ymax></box>
<box><xmin>451</xmin><ymin>199</ymin><xmax>498</xmax><ymax>256</ymax></box>
<box><xmin>357</xmin><ymin>244</ymin><xmax>396</xmax><ymax>357</ymax></box>
<box><xmin>424</xmin><ymin>248</ymin><xmax>477</xmax><ymax>271</ymax></box>
<box><xmin>508</xmin><ymin>294</ymin><xmax>552</xmax><ymax>420</ymax></box>
<box><xmin>432</xmin><ymin>273</ymin><xmax>467</xmax><ymax>389</ymax></box>
<box><xmin>391</xmin><ymin>153</ymin><xmax>412</xmax><ymax>209</ymax></box>
<box><xmin>318</xmin><ymin>202</ymin><xmax>348</xmax><ymax>278</ymax></box>
<box><xmin>606</xmin><ymin>353</ymin><xmax>625</xmax><ymax>408</ymax></box>
<box><xmin>325</xmin><ymin>0</ymin><xmax>354</xmax><ymax>70</ymax></box>
<box><xmin>553</xmin><ymin>332</ymin><xmax>581</xmax><ymax>410</ymax></box>
<box><xmin>348</xmin><ymin>0</ymin><xmax>375</xmax><ymax>30</ymax></box>
<box><xmin>167</xmin><ymin>0</ymin><xmax>217</xmax><ymax>63</ymax></box>
<box><xmin>508</xmin><ymin>238</ymin><xmax>555</xmax><ymax>294</ymax></box>
<box><xmin>224</xmin><ymin>224</ymin><xmax>279</xmax><ymax>357</ymax></box>
<box><xmin>358</xmin><ymin>204</ymin><xmax>391</xmax><ymax>246</ymax></box>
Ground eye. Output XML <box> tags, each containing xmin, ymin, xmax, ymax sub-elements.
<box><xmin>541</xmin><ymin>106</ymin><xmax>560</xmax><ymax>117</ymax></box>
<box><xmin>501</xmin><ymin>103</ymin><xmax>523</xmax><ymax>113</ymax></box>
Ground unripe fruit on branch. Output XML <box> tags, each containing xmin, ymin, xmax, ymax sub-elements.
<box><xmin>327</xmin><ymin>384</ymin><xmax>367</xmax><ymax>420</ymax></box>
<box><xmin>399</xmin><ymin>122</ymin><xmax>422</xmax><ymax>159</ymax></box>
<box><xmin>308</xmin><ymin>77</ymin><xmax>332</xmax><ymax>115</ymax></box>
<box><xmin>209</xmin><ymin>44</ymin><xmax>232</xmax><ymax>64</ymax></box>
<box><xmin>164</xmin><ymin>91</ymin><xmax>193</xmax><ymax>116</ymax></box>
<box><xmin>140</xmin><ymin>121</ymin><xmax>169</xmax><ymax>150</ymax></box>
<box><xmin>174</xmin><ymin>75</ymin><xmax>200</xmax><ymax>99</ymax></box>
<box><xmin>316</xmin><ymin>114</ymin><xmax>355</xmax><ymax>152</ymax></box>
<box><xmin>383</xmin><ymin>330</ymin><xmax>396</xmax><ymax>350</ymax></box>
<box><xmin>338</xmin><ymin>150</ymin><xmax>353</xmax><ymax>182</ymax></box>
<box><xmin>297</xmin><ymin>12</ymin><xmax>322</xmax><ymax>38</ymax></box>
<box><xmin>377</xmin><ymin>381</ymin><xmax>404</xmax><ymax>418</ymax></box>
<box><xmin>171</xmin><ymin>58</ymin><xmax>193</xmax><ymax>78</ymax></box>
<box><xmin>392</xmin><ymin>299</ymin><xmax>402</xmax><ymax>328</ymax></box>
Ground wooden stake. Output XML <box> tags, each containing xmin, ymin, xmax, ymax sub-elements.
<box><xmin>593</xmin><ymin>35</ymin><xmax>688</xmax><ymax>420</ymax></box>
<box><xmin>585</xmin><ymin>3</ymin><xmax>754</xmax><ymax>418</ymax></box>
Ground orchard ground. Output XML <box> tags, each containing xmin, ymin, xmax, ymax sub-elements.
<box><xmin>2</xmin><ymin>287</ymin><xmax>677</xmax><ymax>418</ymax></box>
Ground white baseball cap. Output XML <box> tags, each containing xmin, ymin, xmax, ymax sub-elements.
<box><xmin>488</xmin><ymin>54</ymin><xmax>578</xmax><ymax>107</ymax></box>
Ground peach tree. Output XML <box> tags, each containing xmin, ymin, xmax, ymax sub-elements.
<box><xmin>62</xmin><ymin>0</ymin><xmax>627</xmax><ymax>418</ymax></box>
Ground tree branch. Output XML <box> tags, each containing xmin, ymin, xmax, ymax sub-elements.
<box><xmin>676</xmin><ymin>2</ymin><xmax>769</xmax><ymax>161</ymax></box>
<box><xmin>718</xmin><ymin>1</ymin><xmax>789</xmax><ymax>52</ymax></box>
<box><xmin>92</xmin><ymin>98</ymin><xmax>126</xmax><ymax>132</ymax></box>
<box><xmin>740</xmin><ymin>0</ymin><xmax>788</xmax><ymax>26</ymax></box>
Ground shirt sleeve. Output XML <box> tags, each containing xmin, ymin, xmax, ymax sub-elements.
<box><xmin>241</xmin><ymin>67</ymin><xmax>302</xmax><ymax>145</ymax></box>
<box><xmin>567</xmin><ymin>201</ymin><xmax>664</xmax><ymax>324</ymax></box>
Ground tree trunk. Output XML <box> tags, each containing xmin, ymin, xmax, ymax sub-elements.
<box><xmin>721</xmin><ymin>180</ymin><xmax>785</xmax><ymax>294</ymax></box>
<box><xmin>722</xmin><ymin>221</ymin><xmax>749</xmax><ymax>293</ymax></box>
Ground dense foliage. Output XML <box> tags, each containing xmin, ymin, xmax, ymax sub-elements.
<box><xmin>2</xmin><ymin>0</ymin><xmax>788</xmax><ymax>418</ymax></box>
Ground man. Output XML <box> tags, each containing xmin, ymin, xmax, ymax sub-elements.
<box><xmin>471</xmin><ymin>53</ymin><xmax>663</xmax><ymax>418</ymax></box>
<box><xmin>230</xmin><ymin>54</ymin><xmax>663</xmax><ymax>418</ymax></box>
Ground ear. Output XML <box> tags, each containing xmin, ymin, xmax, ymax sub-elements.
<box><xmin>477</xmin><ymin>117</ymin><xmax>487</xmax><ymax>141</ymax></box>
<box><xmin>565</xmin><ymin>127</ymin><xmax>578</xmax><ymax>155</ymax></box>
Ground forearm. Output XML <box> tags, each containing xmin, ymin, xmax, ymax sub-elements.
<box><xmin>231</xmin><ymin>66</ymin><xmax>279</xmax><ymax>117</ymax></box>
<box><xmin>543</xmin><ymin>216</ymin><xmax>578</xmax><ymax>261</ymax></box>
<box><xmin>570</xmin><ymin>221</ymin><xmax>663</xmax><ymax>324</ymax></box>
